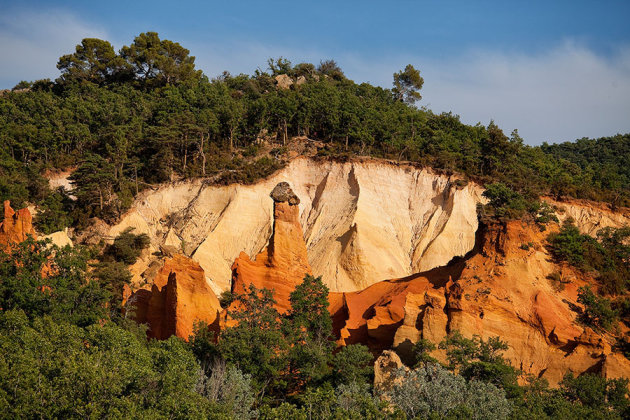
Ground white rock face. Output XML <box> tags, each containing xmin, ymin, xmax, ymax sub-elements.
<box><xmin>109</xmin><ymin>158</ymin><xmax>485</xmax><ymax>293</ymax></box>
<box><xmin>43</xmin><ymin>228</ymin><xmax>73</xmax><ymax>248</ymax></box>
<box><xmin>544</xmin><ymin>198</ymin><xmax>630</xmax><ymax>236</ymax></box>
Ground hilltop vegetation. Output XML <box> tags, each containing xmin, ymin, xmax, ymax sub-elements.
<box><xmin>0</xmin><ymin>32</ymin><xmax>628</xmax><ymax>229</ymax></box>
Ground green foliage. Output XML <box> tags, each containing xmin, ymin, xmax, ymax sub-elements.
<box><xmin>542</xmin><ymin>135</ymin><xmax>630</xmax><ymax>207</ymax></box>
<box><xmin>120</xmin><ymin>32</ymin><xmax>202</xmax><ymax>87</ymax></box>
<box><xmin>331</xmin><ymin>344</ymin><xmax>374</xmax><ymax>386</ymax></box>
<box><xmin>0</xmin><ymin>239</ymin><xmax>110</xmax><ymax>327</ymax></box>
<box><xmin>412</xmin><ymin>338</ymin><xmax>438</xmax><ymax>367</ymax></box>
<box><xmin>534</xmin><ymin>202</ymin><xmax>559</xmax><ymax>228</ymax></box>
<box><xmin>104</xmin><ymin>227</ymin><xmax>150</xmax><ymax>265</ymax></box>
<box><xmin>218</xmin><ymin>290</ymin><xmax>234</xmax><ymax>308</ymax></box>
<box><xmin>196</xmin><ymin>359</ymin><xmax>257</xmax><ymax>419</ymax></box>
<box><xmin>392</xmin><ymin>64</ymin><xmax>424</xmax><ymax>104</ymax></box>
<box><xmin>481</xmin><ymin>182</ymin><xmax>530</xmax><ymax>220</ymax></box>
<box><xmin>548</xmin><ymin>219</ymin><xmax>601</xmax><ymax>268</ymax></box>
<box><xmin>439</xmin><ymin>331</ymin><xmax>521</xmax><ymax>398</ymax></box>
<box><xmin>57</xmin><ymin>38</ymin><xmax>127</xmax><ymax>85</ymax></box>
<box><xmin>258</xmin><ymin>382</ymin><xmax>394</xmax><ymax>420</ymax></box>
<box><xmin>561</xmin><ymin>373</ymin><xmax>629</xmax><ymax>417</ymax></box>
<box><xmin>218</xmin><ymin>285</ymin><xmax>289</xmax><ymax>394</ymax></box>
<box><xmin>284</xmin><ymin>275</ymin><xmax>335</xmax><ymax>389</ymax></box>
<box><xmin>510</xmin><ymin>374</ymin><xmax>630</xmax><ymax>420</ymax></box>
<box><xmin>34</xmin><ymin>188</ymin><xmax>74</xmax><ymax>234</ymax></box>
<box><xmin>548</xmin><ymin>220</ymin><xmax>630</xmax><ymax>294</ymax></box>
<box><xmin>0</xmin><ymin>310</ymin><xmax>215</xmax><ymax>419</ymax></box>
<box><xmin>385</xmin><ymin>363</ymin><xmax>511</xmax><ymax>420</ymax></box>
<box><xmin>577</xmin><ymin>285</ymin><xmax>618</xmax><ymax>331</ymax></box>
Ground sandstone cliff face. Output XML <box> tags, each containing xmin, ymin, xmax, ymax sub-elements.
<box><xmin>128</xmin><ymin>254</ymin><xmax>221</xmax><ymax>340</ymax></box>
<box><xmin>231</xmin><ymin>183</ymin><xmax>312</xmax><ymax>313</ymax></box>
<box><xmin>544</xmin><ymin>198</ymin><xmax>630</xmax><ymax>236</ymax></box>
<box><xmin>0</xmin><ymin>200</ymin><xmax>36</xmax><ymax>247</ymax></box>
<box><xmin>109</xmin><ymin>157</ymin><xmax>483</xmax><ymax>293</ymax></box>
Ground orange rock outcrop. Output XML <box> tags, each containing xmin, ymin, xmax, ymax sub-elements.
<box><xmin>128</xmin><ymin>254</ymin><xmax>221</xmax><ymax>340</ymax></box>
<box><xmin>230</xmin><ymin>182</ymin><xmax>312</xmax><ymax>313</ymax></box>
<box><xmin>330</xmin><ymin>220</ymin><xmax>630</xmax><ymax>385</ymax></box>
<box><xmin>0</xmin><ymin>200</ymin><xmax>36</xmax><ymax>247</ymax></box>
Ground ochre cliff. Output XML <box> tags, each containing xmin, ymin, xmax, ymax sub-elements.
<box><xmin>224</xmin><ymin>183</ymin><xmax>630</xmax><ymax>386</ymax></box>
<box><xmin>108</xmin><ymin>157</ymin><xmax>483</xmax><ymax>293</ymax></box>
<box><xmin>0</xmin><ymin>200</ymin><xmax>36</xmax><ymax>247</ymax></box>
<box><xmin>127</xmin><ymin>254</ymin><xmax>221</xmax><ymax>340</ymax></box>
<box><xmin>109</xmin><ymin>158</ymin><xmax>630</xmax><ymax>296</ymax></box>
<box><xmin>329</xmin><ymin>220</ymin><xmax>630</xmax><ymax>385</ymax></box>
<box><xmin>231</xmin><ymin>182</ymin><xmax>312</xmax><ymax>314</ymax></box>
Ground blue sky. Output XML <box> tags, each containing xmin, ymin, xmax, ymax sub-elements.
<box><xmin>1</xmin><ymin>0</ymin><xmax>629</xmax><ymax>145</ymax></box>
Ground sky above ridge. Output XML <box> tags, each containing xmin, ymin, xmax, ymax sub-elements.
<box><xmin>1</xmin><ymin>0</ymin><xmax>629</xmax><ymax>145</ymax></box>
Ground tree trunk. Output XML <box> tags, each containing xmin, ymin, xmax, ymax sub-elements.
<box><xmin>202</xmin><ymin>134</ymin><xmax>207</xmax><ymax>176</ymax></box>
<box><xmin>183</xmin><ymin>134</ymin><xmax>188</xmax><ymax>171</ymax></box>
<box><xmin>134</xmin><ymin>165</ymin><xmax>139</xmax><ymax>195</ymax></box>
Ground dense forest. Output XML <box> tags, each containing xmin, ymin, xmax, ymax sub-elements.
<box><xmin>1</xmin><ymin>32</ymin><xmax>629</xmax><ymax>231</ymax></box>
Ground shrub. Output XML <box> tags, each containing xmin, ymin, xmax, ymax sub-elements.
<box><xmin>0</xmin><ymin>239</ymin><xmax>110</xmax><ymax>327</ymax></box>
<box><xmin>412</xmin><ymin>338</ymin><xmax>438</xmax><ymax>367</ymax></box>
<box><xmin>331</xmin><ymin>344</ymin><xmax>373</xmax><ymax>386</ymax></box>
<box><xmin>197</xmin><ymin>359</ymin><xmax>257</xmax><ymax>419</ymax></box>
<box><xmin>482</xmin><ymin>182</ymin><xmax>528</xmax><ymax>220</ymax></box>
<box><xmin>577</xmin><ymin>285</ymin><xmax>618</xmax><ymax>331</ymax></box>
<box><xmin>104</xmin><ymin>227</ymin><xmax>150</xmax><ymax>265</ymax></box>
<box><xmin>548</xmin><ymin>220</ymin><xmax>629</xmax><ymax>294</ymax></box>
<box><xmin>0</xmin><ymin>311</ymin><xmax>214</xmax><ymax>418</ymax></box>
<box><xmin>34</xmin><ymin>188</ymin><xmax>74</xmax><ymax>234</ymax></box>
<box><xmin>547</xmin><ymin>271</ymin><xmax>567</xmax><ymax>292</ymax></box>
<box><xmin>386</xmin><ymin>363</ymin><xmax>511</xmax><ymax>420</ymax></box>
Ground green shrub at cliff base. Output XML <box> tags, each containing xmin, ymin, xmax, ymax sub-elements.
<box><xmin>217</xmin><ymin>285</ymin><xmax>289</xmax><ymax>395</ymax></box>
<box><xmin>511</xmin><ymin>375</ymin><xmax>630</xmax><ymax>420</ymax></box>
<box><xmin>438</xmin><ymin>331</ymin><xmax>521</xmax><ymax>399</ymax></box>
<box><xmin>385</xmin><ymin>363</ymin><xmax>512</xmax><ymax>420</ymax></box>
<box><xmin>0</xmin><ymin>239</ymin><xmax>110</xmax><ymax>327</ymax></box>
<box><xmin>331</xmin><ymin>344</ymin><xmax>374</xmax><ymax>386</ymax></box>
<box><xmin>0</xmin><ymin>311</ymin><xmax>217</xmax><ymax>419</ymax></box>
<box><xmin>284</xmin><ymin>274</ymin><xmax>335</xmax><ymax>390</ymax></box>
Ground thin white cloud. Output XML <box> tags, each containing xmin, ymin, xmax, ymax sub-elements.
<box><xmin>416</xmin><ymin>42</ymin><xmax>630</xmax><ymax>144</ymax></box>
<box><xmin>0</xmin><ymin>10</ymin><xmax>108</xmax><ymax>87</ymax></box>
